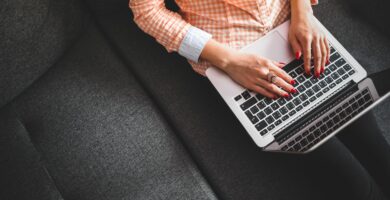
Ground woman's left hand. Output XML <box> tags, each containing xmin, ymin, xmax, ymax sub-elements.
<box><xmin>288</xmin><ymin>0</ymin><xmax>330</xmax><ymax>78</ymax></box>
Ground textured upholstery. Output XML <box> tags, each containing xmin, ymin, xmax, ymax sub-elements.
<box><xmin>3</xmin><ymin>20</ymin><xmax>217</xmax><ymax>200</ymax></box>
<box><xmin>0</xmin><ymin>0</ymin><xmax>85</xmax><ymax>108</ymax></box>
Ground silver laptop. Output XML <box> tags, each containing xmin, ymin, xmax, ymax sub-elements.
<box><xmin>206</xmin><ymin>19</ymin><xmax>390</xmax><ymax>153</ymax></box>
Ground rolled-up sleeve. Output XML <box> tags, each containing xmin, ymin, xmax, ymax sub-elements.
<box><xmin>129</xmin><ymin>0</ymin><xmax>211</xmax><ymax>62</ymax></box>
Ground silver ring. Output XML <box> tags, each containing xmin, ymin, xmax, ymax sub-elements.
<box><xmin>267</xmin><ymin>72</ymin><xmax>277</xmax><ymax>84</ymax></box>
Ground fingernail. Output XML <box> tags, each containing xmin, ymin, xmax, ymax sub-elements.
<box><xmin>279</xmin><ymin>61</ymin><xmax>286</xmax><ymax>65</ymax></box>
<box><xmin>290</xmin><ymin>88</ymin><xmax>297</xmax><ymax>93</ymax></box>
<box><xmin>315</xmin><ymin>71</ymin><xmax>320</xmax><ymax>78</ymax></box>
<box><xmin>326</xmin><ymin>60</ymin><xmax>330</xmax><ymax>65</ymax></box>
<box><xmin>290</xmin><ymin>80</ymin><xmax>296</xmax><ymax>85</ymax></box>
<box><xmin>272</xmin><ymin>96</ymin><xmax>278</xmax><ymax>100</ymax></box>
<box><xmin>321</xmin><ymin>67</ymin><xmax>324</xmax><ymax>74</ymax></box>
<box><xmin>306</xmin><ymin>71</ymin><xmax>311</xmax><ymax>76</ymax></box>
<box><xmin>295</xmin><ymin>52</ymin><xmax>301</xmax><ymax>60</ymax></box>
<box><xmin>283</xmin><ymin>94</ymin><xmax>290</xmax><ymax>98</ymax></box>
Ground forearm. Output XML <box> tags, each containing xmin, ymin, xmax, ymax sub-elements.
<box><xmin>290</xmin><ymin>0</ymin><xmax>313</xmax><ymax>22</ymax></box>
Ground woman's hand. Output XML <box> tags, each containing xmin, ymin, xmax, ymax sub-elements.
<box><xmin>200</xmin><ymin>39</ymin><xmax>296</xmax><ymax>99</ymax></box>
<box><xmin>222</xmin><ymin>52</ymin><xmax>296</xmax><ymax>99</ymax></box>
<box><xmin>289</xmin><ymin>0</ymin><xmax>330</xmax><ymax>78</ymax></box>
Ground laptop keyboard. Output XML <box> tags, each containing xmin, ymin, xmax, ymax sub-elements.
<box><xmin>281</xmin><ymin>88</ymin><xmax>373</xmax><ymax>152</ymax></box>
<box><xmin>235</xmin><ymin>46</ymin><xmax>356</xmax><ymax>136</ymax></box>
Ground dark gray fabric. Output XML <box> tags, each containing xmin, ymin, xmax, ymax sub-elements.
<box><xmin>5</xmin><ymin>20</ymin><xmax>217</xmax><ymax>200</ymax></box>
<box><xmin>0</xmin><ymin>0</ymin><xmax>86</xmax><ymax>108</ymax></box>
<box><xmin>0</xmin><ymin>113</ymin><xmax>63</xmax><ymax>200</ymax></box>
<box><xmin>89</xmin><ymin>2</ymin><xmax>389</xmax><ymax>199</ymax></box>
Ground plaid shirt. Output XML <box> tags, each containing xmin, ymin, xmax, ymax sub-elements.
<box><xmin>130</xmin><ymin>0</ymin><xmax>318</xmax><ymax>76</ymax></box>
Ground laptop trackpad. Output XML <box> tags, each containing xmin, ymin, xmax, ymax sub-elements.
<box><xmin>241</xmin><ymin>31</ymin><xmax>293</xmax><ymax>64</ymax></box>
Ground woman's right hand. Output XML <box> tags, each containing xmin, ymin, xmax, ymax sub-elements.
<box><xmin>222</xmin><ymin>51</ymin><xmax>297</xmax><ymax>99</ymax></box>
<box><xmin>200</xmin><ymin>39</ymin><xmax>296</xmax><ymax>99</ymax></box>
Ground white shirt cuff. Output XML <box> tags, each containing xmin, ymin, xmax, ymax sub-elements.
<box><xmin>178</xmin><ymin>26</ymin><xmax>212</xmax><ymax>63</ymax></box>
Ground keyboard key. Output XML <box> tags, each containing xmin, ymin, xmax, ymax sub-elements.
<box><xmin>297</xmin><ymin>75</ymin><xmax>305</xmax><ymax>83</ymax></box>
<box><xmin>348</xmin><ymin>70</ymin><xmax>355</xmax><ymax>75</ymax></box>
<box><xmin>257</xmin><ymin>101</ymin><xmax>266</xmax><ymax>109</ymax></box>
<box><xmin>325</xmin><ymin>77</ymin><xmax>333</xmax><ymax>84</ymax></box>
<box><xmin>293</xmin><ymin>98</ymin><xmax>301</xmax><ymax>106</ymax></box>
<box><xmin>335</xmin><ymin>58</ymin><xmax>346</xmax><ymax>67</ymax></box>
<box><xmin>364</xmin><ymin>94</ymin><xmax>371</xmax><ymax>101</ymax></box>
<box><xmin>286</xmin><ymin>102</ymin><xmax>295</xmax><ymax>110</ymax></box>
<box><xmin>260</xmin><ymin>129</ymin><xmax>268</xmax><ymax>136</ymax></box>
<box><xmin>330</xmin><ymin>46</ymin><xmax>336</xmax><ymax>54</ymax></box>
<box><xmin>280</xmin><ymin>107</ymin><xmax>288</xmax><ymax>115</ymax></box>
<box><xmin>281</xmin><ymin>145</ymin><xmax>288</xmax><ymax>151</ymax></box>
<box><xmin>329</xmin><ymin>83</ymin><xmax>336</xmax><ymax>89</ymax></box>
<box><xmin>299</xmin><ymin>94</ymin><xmax>308</xmax><ymax>101</ymax></box>
<box><xmin>277</xmin><ymin>98</ymin><xmax>286</xmax><ymax>106</ymax></box>
<box><xmin>329</xmin><ymin>112</ymin><xmax>336</xmax><ymax>117</ymax></box>
<box><xmin>297</xmin><ymin>85</ymin><xmax>306</xmax><ymax>92</ymax></box>
<box><xmin>304</xmin><ymin>81</ymin><xmax>312</xmax><ymax>88</ymax></box>
<box><xmin>342</xmin><ymin>74</ymin><xmax>349</xmax><ymax>80</ymax></box>
<box><xmin>329</xmin><ymin>52</ymin><xmax>340</xmax><ymax>62</ymax></box>
<box><xmin>289</xmin><ymin>110</ymin><xmax>296</xmax><ymax>116</ymax></box>
<box><xmin>309</xmin><ymin>96</ymin><xmax>317</xmax><ymax>102</ymax></box>
<box><xmin>271</xmin><ymin>102</ymin><xmax>280</xmax><ymax>110</ymax></box>
<box><xmin>267</xmin><ymin>124</ymin><xmax>275</xmax><ymax>131</ymax></box>
<box><xmin>336</xmin><ymin>78</ymin><xmax>343</xmax><ymax>84</ymax></box>
<box><xmin>250</xmin><ymin>106</ymin><xmax>259</xmax><ymax>114</ymax></box>
<box><xmin>296</xmin><ymin>135</ymin><xmax>303</xmax><ymax>142</ymax></box>
<box><xmin>323</xmin><ymin>87</ymin><xmax>330</xmax><ymax>93</ymax></box>
<box><xmin>313</xmin><ymin>85</ymin><xmax>320</xmax><ymax>92</ymax></box>
<box><xmin>293</xmin><ymin>143</ymin><xmax>302</xmax><ymax>151</ymax></box>
<box><xmin>242</xmin><ymin>91</ymin><xmax>251</xmax><ymax>100</ymax></box>
<box><xmin>310</xmin><ymin>77</ymin><xmax>319</xmax><ymax>84</ymax></box>
<box><xmin>306</xmin><ymin>89</ymin><xmax>315</xmax><ymax>97</ymax></box>
<box><xmin>257</xmin><ymin>111</ymin><xmax>266</xmax><ymax>120</ymax></box>
<box><xmin>245</xmin><ymin>110</ymin><xmax>259</xmax><ymax>124</ymax></box>
<box><xmin>333</xmin><ymin>115</ymin><xmax>340</xmax><ymax>124</ymax></box>
<box><xmin>303</xmin><ymin>101</ymin><xmax>310</xmax><ymax>107</ymax></box>
<box><xmin>324</xmin><ymin>68</ymin><xmax>331</xmax><ymax>75</ymax></box>
<box><xmin>319</xmin><ymin>80</ymin><xmax>327</xmax><ymax>87</ymax></box>
<box><xmin>303</xmin><ymin>131</ymin><xmax>309</xmax><ymax>136</ymax></box>
<box><xmin>337</xmin><ymin>68</ymin><xmax>346</xmax><ymax>75</ymax></box>
<box><xmin>331</xmin><ymin>73</ymin><xmax>340</xmax><ymax>80</ymax></box>
<box><xmin>316</xmin><ymin>91</ymin><xmax>323</xmax><ymax>98</ymax></box>
<box><xmin>307</xmin><ymin>134</ymin><xmax>315</xmax><ymax>142</ymax></box>
<box><xmin>266</xmin><ymin>116</ymin><xmax>275</xmax><ymax>124</ymax></box>
<box><xmin>264</xmin><ymin>107</ymin><xmax>273</xmax><ymax>114</ymax></box>
<box><xmin>282</xmin><ymin>115</ymin><xmax>289</xmax><ymax>121</ymax></box>
<box><xmin>300</xmin><ymin>138</ymin><xmax>308</xmax><ymax>147</ymax></box>
<box><xmin>296</xmin><ymin>105</ymin><xmax>303</xmax><ymax>111</ymax></box>
<box><xmin>240</xmin><ymin>97</ymin><xmax>257</xmax><ymax>111</ymax></box>
<box><xmin>255</xmin><ymin>121</ymin><xmax>267</xmax><ymax>131</ymax></box>
<box><xmin>323</xmin><ymin>116</ymin><xmax>329</xmax><ymax>122</ymax></box>
<box><xmin>264</xmin><ymin>98</ymin><xmax>272</xmax><ymax>104</ymax></box>
<box><xmin>234</xmin><ymin>95</ymin><xmax>242</xmax><ymax>101</ymax></box>
<box><xmin>289</xmin><ymin>71</ymin><xmax>298</xmax><ymax>78</ymax></box>
<box><xmin>272</xmin><ymin>111</ymin><xmax>282</xmax><ymax>119</ymax></box>
<box><xmin>329</xmin><ymin>64</ymin><xmax>337</xmax><ymax>71</ymax></box>
<box><xmin>343</xmin><ymin>64</ymin><xmax>352</xmax><ymax>71</ymax></box>
<box><xmin>275</xmin><ymin>119</ymin><xmax>282</xmax><ymax>126</ymax></box>
<box><xmin>296</xmin><ymin>67</ymin><xmax>304</xmax><ymax>74</ymax></box>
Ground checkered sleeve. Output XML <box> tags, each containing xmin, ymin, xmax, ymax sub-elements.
<box><xmin>129</xmin><ymin>0</ymin><xmax>192</xmax><ymax>53</ymax></box>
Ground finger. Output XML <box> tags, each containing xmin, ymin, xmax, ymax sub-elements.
<box><xmin>290</xmin><ymin>36</ymin><xmax>302</xmax><ymax>60</ymax></box>
<box><xmin>273</xmin><ymin>61</ymin><xmax>286</xmax><ymax>68</ymax></box>
<box><xmin>320</xmin><ymin>36</ymin><xmax>327</xmax><ymax>74</ymax></box>
<box><xmin>300</xmin><ymin>36</ymin><xmax>312</xmax><ymax>75</ymax></box>
<box><xmin>324</xmin><ymin>37</ymin><xmax>330</xmax><ymax>72</ymax></box>
<box><xmin>269</xmin><ymin>65</ymin><xmax>295</xmax><ymax>85</ymax></box>
<box><xmin>256</xmin><ymin>78</ymin><xmax>289</xmax><ymax>98</ymax></box>
<box><xmin>250</xmin><ymin>84</ymin><xmax>276</xmax><ymax>99</ymax></box>
<box><xmin>312</xmin><ymin>36</ymin><xmax>322</xmax><ymax>77</ymax></box>
<box><xmin>272</xmin><ymin>75</ymin><xmax>297</xmax><ymax>95</ymax></box>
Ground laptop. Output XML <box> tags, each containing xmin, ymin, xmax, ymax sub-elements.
<box><xmin>206</xmin><ymin>18</ymin><xmax>390</xmax><ymax>153</ymax></box>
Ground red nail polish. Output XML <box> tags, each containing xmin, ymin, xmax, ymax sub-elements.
<box><xmin>272</xmin><ymin>96</ymin><xmax>278</xmax><ymax>100</ymax></box>
<box><xmin>306</xmin><ymin>71</ymin><xmax>311</xmax><ymax>76</ymax></box>
<box><xmin>279</xmin><ymin>62</ymin><xmax>286</xmax><ymax>65</ymax></box>
<box><xmin>321</xmin><ymin>67</ymin><xmax>324</xmax><ymax>73</ymax></box>
<box><xmin>295</xmin><ymin>52</ymin><xmax>301</xmax><ymax>60</ymax></box>
<box><xmin>290</xmin><ymin>88</ymin><xmax>297</xmax><ymax>93</ymax></box>
<box><xmin>284</xmin><ymin>94</ymin><xmax>290</xmax><ymax>98</ymax></box>
<box><xmin>315</xmin><ymin>71</ymin><xmax>320</xmax><ymax>78</ymax></box>
<box><xmin>290</xmin><ymin>80</ymin><xmax>296</xmax><ymax>85</ymax></box>
<box><xmin>326</xmin><ymin>60</ymin><xmax>330</xmax><ymax>65</ymax></box>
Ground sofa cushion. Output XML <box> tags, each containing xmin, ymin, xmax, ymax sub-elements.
<box><xmin>0</xmin><ymin>114</ymin><xmax>64</xmax><ymax>200</ymax></box>
<box><xmin>0</xmin><ymin>0</ymin><xmax>86</xmax><ymax>108</ymax></box>
<box><xmin>3</xmin><ymin>19</ymin><xmax>217</xmax><ymax>200</ymax></box>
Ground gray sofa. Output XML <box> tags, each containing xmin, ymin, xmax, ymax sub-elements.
<box><xmin>1</xmin><ymin>0</ymin><xmax>389</xmax><ymax>199</ymax></box>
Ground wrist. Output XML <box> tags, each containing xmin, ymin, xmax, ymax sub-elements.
<box><xmin>290</xmin><ymin>0</ymin><xmax>313</xmax><ymax>22</ymax></box>
<box><xmin>200</xmin><ymin>39</ymin><xmax>236</xmax><ymax>71</ymax></box>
